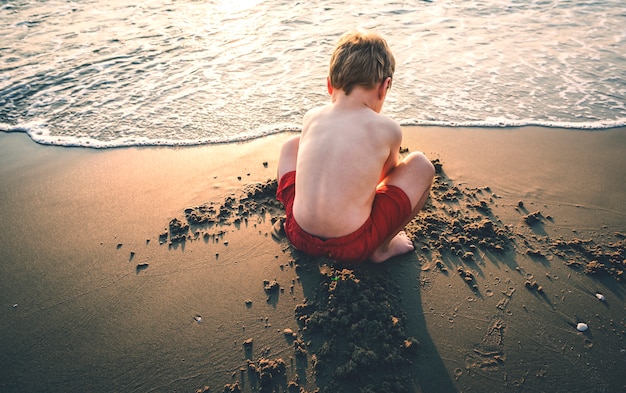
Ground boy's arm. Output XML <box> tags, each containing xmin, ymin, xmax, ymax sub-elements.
<box><xmin>378</xmin><ymin>121</ymin><xmax>403</xmax><ymax>183</ymax></box>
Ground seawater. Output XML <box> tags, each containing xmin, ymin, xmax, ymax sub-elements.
<box><xmin>1</xmin><ymin>0</ymin><xmax>625</xmax><ymax>148</ymax></box>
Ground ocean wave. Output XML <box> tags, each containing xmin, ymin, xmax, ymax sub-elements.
<box><xmin>2</xmin><ymin>118</ymin><xmax>625</xmax><ymax>149</ymax></box>
<box><xmin>3</xmin><ymin>0</ymin><xmax>625</xmax><ymax>150</ymax></box>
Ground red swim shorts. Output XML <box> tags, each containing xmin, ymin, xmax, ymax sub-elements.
<box><xmin>276</xmin><ymin>171</ymin><xmax>412</xmax><ymax>264</ymax></box>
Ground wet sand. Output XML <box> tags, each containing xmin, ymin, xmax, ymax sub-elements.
<box><xmin>0</xmin><ymin>126</ymin><xmax>624</xmax><ymax>393</ymax></box>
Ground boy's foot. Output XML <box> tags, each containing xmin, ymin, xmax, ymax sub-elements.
<box><xmin>370</xmin><ymin>231</ymin><xmax>415</xmax><ymax>263</ymax></box>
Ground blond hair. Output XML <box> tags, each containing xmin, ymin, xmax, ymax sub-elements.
<box><xmin>328</xmin><ymin>30</ymin><xmax>396</xmax><ymax>95</ymax></box>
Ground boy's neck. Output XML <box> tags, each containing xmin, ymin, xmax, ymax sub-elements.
<box><xmin>331</xmin><ymin>86</ymin><xmax>385</xmax><ymax>113</ymax></box>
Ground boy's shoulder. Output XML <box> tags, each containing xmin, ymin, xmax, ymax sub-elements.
<box><xmin>372</xmin><ymin>110</ymin><xmax>400</xmax><ymax>126</ymax></box>
<box><xmin>303</xmin><ymin>104</ymin><xmax>332</xmax><ymax>121</ymax></box>
<box><xmin>364</xmin><ymin>110</ymin><xmax>402</xmax><ymax>136</ymax></box>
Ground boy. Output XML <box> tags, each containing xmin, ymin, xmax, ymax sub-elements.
<box><xmin>276</xmin><ymin>30</ymin><xmax>435</xmax><ymax>264</ymax></box>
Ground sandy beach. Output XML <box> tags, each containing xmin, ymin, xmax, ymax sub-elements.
<box><xmin>0</xmin><ymin>126</ymin><xmax>625</xmax><ymax>393</ymax></box>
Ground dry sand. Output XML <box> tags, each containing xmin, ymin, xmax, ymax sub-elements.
<box><xmin>0</xmin><ymin>126</ymin><xmax>624</xmax><ymax>393</ymax></box>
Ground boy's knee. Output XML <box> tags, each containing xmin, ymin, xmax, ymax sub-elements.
<box><xmin>407</xmin><ymin>152</ymin><xmax>435</xmax><ymax>180</ymax></box>
<box><xmin>279</xmin><ymin>136</ymin><xmax>300</xmax><ymax>159</ymax></box>
<box><xmin>278</xmin><ymin>135</ymin><xmax>301</xmax><ymax>178</ymax></box>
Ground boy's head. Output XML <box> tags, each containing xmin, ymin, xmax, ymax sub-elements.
<box><xmin>328</xmin><ymin>30</ymin><xmax>396</xmax><ymax>95</ymax></box>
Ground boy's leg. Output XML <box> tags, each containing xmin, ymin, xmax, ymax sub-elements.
<box><xmin>277</xmin><ymin>135</ymin><xmax>300</xmax><ymax>180</ymax></box>
<box><xmin>370</xmin><ymin>152</ymin><xmax>435</xmax><ymax>263</ymax></box>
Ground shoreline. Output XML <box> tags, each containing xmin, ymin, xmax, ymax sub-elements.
<box><xmin>1</xmin><ymin>126</ymin><xmax>625</xmax><ymax>392</ymax></box>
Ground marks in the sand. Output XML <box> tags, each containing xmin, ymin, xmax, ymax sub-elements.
<box><xmin>232</xmin><ymin>313</ymin><xmax>316</xmax><ymax>393</ymax></box>
<box><xmin>466</xmin><ymin>317</ymin><xmax>507</xmax><ymax>370</ymax></box>
<box><xmin>548</xmin><ymin>236</ymin><xmax>625</xmax><ymax>279</ymax></box>
<box><xmin>135</xmin><ymin>262</ymin><xmax>149</xmax><ymax>274</ymax></box>
<box><xmin>158</xmin><ymin>180</ymin><xmax>284</xmax><ymax>249</ymax></box>
<box><xmin>407</xmin><ymin>158</ymin><xmax>625</xmax><ymax>287</ymax></box>
<box><xmin>150</xmin><ymin>155</ymin><xmax>623</xmax><ymax>392</ymax></box>
<box><xmin>402</xmin><ymin>158</ymin><xmax>624</xmax><ymax>388</ymax></box>
<box><xmin>406</xmin><ymin>159</ymin><xmax>517</xmax><ymax>298</ymax></box>
<box><xmin>114</xmin><ymin>242</ymin><xmax>150</xmax><ymax>273</ymax></box>
<box><xmin>155</xmin><ymin>156</ymin><xmax>624</xmax><ymax>284</ymax></box>
<box><xmin>409</xmin><ymin>160</ymin><xmax>514</xmax><ymax>260</ymax></box>
<box><xmin>513</xmin><ymin>204</ymin><xmax>625</xmax><ymax>280</ymax></box>
<box><xmin>293</xmin><ymin>263</ymin><xmax>420</xmax><ymax>393</ymax></box>
<box><xmin>213</xmin><ymin>356</ymin><xmax>312</xmax><ymax>393</ymax></box>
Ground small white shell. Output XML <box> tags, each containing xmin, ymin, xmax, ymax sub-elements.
<box><xmin>595</xmin><ymin>293</ymin><xmax>605</xmax><ymax>301</ymax></box>
<box><xmin>576</xmin><ymin>322</ymin><xmax>588</xmax><ymax>332</ymax></box>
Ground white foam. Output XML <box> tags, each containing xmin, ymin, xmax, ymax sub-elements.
<box><xmin>399</xmin><ymin>118</ymin><xmax>626</xmax><ymax>130</ymax></box>
<box><xmin>0</xmin><ymin>121</ymin><xmax>302</xmax><ymax>148</ymax></box>
<box><xmin>3</xmin><ymin>118</ymin><xmax>624</xmax><ymax>149</ymax></box>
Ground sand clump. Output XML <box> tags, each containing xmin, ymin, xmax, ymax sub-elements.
<box><xmin>156</xmin><ymin>154</ymin><xmax>624</xmax><ymax>392</ymax></box>
<box><xmin>406</xmin><ymin>159</ymin><xmax>514</xmax><ymax>264</ymax></box>
<box><xmin>293</xmin><ymin>264</ymin><xmax>420</xmax><ymax>393</ymax></box>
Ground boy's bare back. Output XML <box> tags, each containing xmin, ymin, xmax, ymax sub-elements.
<box><xmin>293</xmin><ymin>90</ymin><xmax>402</xmax><ymax>239</ymax></box>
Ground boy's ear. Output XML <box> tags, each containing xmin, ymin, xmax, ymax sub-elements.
<box><xmin>378</xmin><ymin>77</ymin><xmax>391</xmax><ymax>99</ymax></box>
<box><xmin>327</xmin><ymin>76</ymin><xmax>333</xmax><ymax>95</ymax></box>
